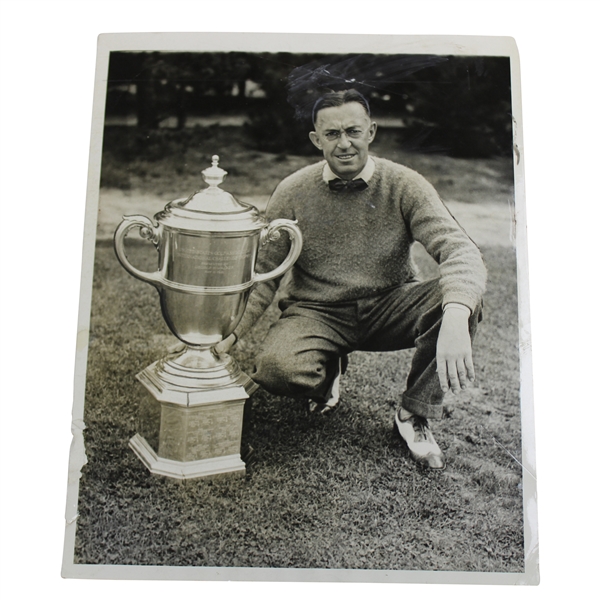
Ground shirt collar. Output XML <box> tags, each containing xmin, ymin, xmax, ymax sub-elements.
<box><xmin>322</xmin><ymin>156</ymin><xmax>375</xmax><ymax>183</ymax></box>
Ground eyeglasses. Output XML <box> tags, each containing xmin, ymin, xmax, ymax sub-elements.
<box><xmin>323</xmin><ymin>129</ymin><xmax>364</xmax><ymax>142</ymax></box>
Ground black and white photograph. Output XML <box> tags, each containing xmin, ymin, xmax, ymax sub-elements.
<box><xmin>7</xmin><ymin>2</ymin><xmax>600</xmax><ymax>599</ymax></box>
<box><xmin>58</xmin><ymin>33</ymin><xmax>536</xmax><ymax>583</ymax></box>
<box><xmin>56</xmin><ymin>32</ymin><xmax>537</xmax><ymax>584</ymax></box>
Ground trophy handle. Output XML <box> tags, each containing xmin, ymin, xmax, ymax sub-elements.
<box><xmin>253</xmin><ymin>219</ymin><xmax>303</xmax><ymax>284</ymax></box>
<box><xmin>114</xmin><ymin>215</ymin><xmax>163</xmax><ymax>288</ymax></box>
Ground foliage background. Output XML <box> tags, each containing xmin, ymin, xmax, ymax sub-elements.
<box><xmin>105</xmin><ymin>51</ymin><xmax>512</xmax><ymax>157</ymax></box>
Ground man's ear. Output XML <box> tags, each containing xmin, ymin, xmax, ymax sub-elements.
<box><xmin>368</xmin><ymin>121</ymin><xmax>378</xmax><ymax>143</ymax></box>
<box><xmin>309</xmin><ymin>131</ymin><xmax>323</xmax><ymax>150</ymax></box>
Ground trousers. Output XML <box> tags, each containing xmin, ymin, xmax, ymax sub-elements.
<box><xmin>252</xmin><ymin>278</ymin><xmax>481</xmax><ymax>419</ymax></box>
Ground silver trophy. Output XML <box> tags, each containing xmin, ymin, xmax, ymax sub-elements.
<box><xmin>114</xmin><ymin>156</ymin><xmax>302</xmax><ymax>479</ymax></box>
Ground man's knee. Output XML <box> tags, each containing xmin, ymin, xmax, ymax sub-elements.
<box><xmin>253</xmin><ymin>347</ymin><xmax>327</xmax><ymax>398</ymax></box>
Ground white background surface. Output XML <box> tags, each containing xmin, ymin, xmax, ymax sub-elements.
<box><xmin>1</xmin><ymin>0</ymin><xmax>598</xmax><ymax>597</ymax></box>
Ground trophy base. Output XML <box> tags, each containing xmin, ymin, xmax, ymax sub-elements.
<box><xmin>131</xmin><ymin>347</ymin><xmax>258</xmax><ymax>480</ymax></box>
<box><xmin>130</xmin><ymin>434</ymin><xmax>246</xmax><ymax>480</ymax></box>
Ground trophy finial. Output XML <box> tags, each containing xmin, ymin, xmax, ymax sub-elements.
<box><xmin>202</xmin><ymin>155</ymin><xmax>227</xmax><ymax>188</ymax></box>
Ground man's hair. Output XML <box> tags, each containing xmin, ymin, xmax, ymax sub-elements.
<box><xmin>311</xmin><ymin>89</ymin><xmax>371</xmax><ymax>125</ymax></box>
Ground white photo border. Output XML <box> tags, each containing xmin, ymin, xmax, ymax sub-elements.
<box><xmin>62</xmin><ymin>32</ymin><xmax>537</xmax><ymax>585</ymax></box>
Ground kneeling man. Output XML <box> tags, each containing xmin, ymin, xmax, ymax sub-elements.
<box><xmin>219</xmin><ymin>90</ymin><xmax>486</xmax><ymax>470</ymax></box>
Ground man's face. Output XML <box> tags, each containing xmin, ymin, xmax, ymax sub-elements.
<box><xmin>309</xmin><ymin>102</ymin><xmax>377</xmax><ymax>180</ymax></box>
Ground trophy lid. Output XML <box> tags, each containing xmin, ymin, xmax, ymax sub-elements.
<box><xmin>156</xmin><ymin>155</ymin><xmax>265</xmax><ymax>233</ymax></box>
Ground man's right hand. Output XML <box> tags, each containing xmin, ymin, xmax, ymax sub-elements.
<box><xmin>436</xmin><ymin>308</ymin><xmax>474</xmax><ymax>394</ymax></box>
<box><xmin>215</xmin><ymin>333</ymin><xmax>237</xmax><ymax>355</ymax></box>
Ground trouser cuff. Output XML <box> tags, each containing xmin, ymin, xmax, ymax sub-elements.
<box><xmin>401</xmin><ymin>393</ymin><xmax>444</xmax><ymax>420</ymax></box>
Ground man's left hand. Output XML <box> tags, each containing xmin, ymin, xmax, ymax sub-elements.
<box><xmin>436</xmin><ymin>308</ymin><xmax>474</xmax><ymax>394</ymax></box>
<box><xmin>215</xmin><ymin>333</ymin><xmax>237</xmax><ymax>355</ymax></box>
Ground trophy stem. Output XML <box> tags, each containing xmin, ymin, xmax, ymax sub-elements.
<box><xmin>166</xmin><ymin>344</ymin><xmax>232</xmax><ymax>374</ymax></box>
<box><xmin>137</xmin><ymin>344</ymin><xmax>258</xmax><ymax>405</ymax></box>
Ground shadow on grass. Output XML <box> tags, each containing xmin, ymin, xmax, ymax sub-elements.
<box><xmin>74</xmin><ymin>240</ymin><xmax>524</xmax><ymax>572</ymax></box>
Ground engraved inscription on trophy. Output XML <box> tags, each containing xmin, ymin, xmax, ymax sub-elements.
<box><xmin>168</xmin><ymin>237</ymin><xmax>254</xmax><ymax>286</ymax></box>
<box><xmin>186</xmin><ymin>404</ymin><xmax>243</xmax><ymax>456</ymax></box>
<box><xmin>157</xmin><ymin>403</ymin><xmax>244</xmax><ymax>462</ymax></box>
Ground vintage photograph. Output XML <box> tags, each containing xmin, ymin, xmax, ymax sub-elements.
<box><xmin>62</xmin><ymin>33</ymin><xmax>537</xmax><ymax>584</ymax></box>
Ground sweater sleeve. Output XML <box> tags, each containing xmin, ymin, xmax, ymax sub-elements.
<box><xmin>399</xmin><ymin>170</ymin><xmax>487</xmax><ymax>311</ymax></box>
<box><xmin>233</xmin><ymin>183</ymin><xmax>295</xmax><ymax>339</ymax></box>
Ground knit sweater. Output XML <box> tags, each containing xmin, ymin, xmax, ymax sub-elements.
<box><xmin>235</xmin><ymin>157</ymin><xmax>487</xmax><ymax>338</ymax></box>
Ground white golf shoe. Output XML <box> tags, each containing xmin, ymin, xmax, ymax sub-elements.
<box><xmin>395</xmin><ymin>409</ymin><xmax>446</xmax><ymax>470</ymax></box>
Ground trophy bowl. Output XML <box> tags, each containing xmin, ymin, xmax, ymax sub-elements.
<box><xmin>114</xmin><ymin>156</ymin><xmax>302</xmax><ymax>394</ymax></box>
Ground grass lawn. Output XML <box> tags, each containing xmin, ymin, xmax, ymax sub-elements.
<box><xmin>73</xmin><ymin>125</ymin><xmax>524</xmax><ymax>572</ymax></box>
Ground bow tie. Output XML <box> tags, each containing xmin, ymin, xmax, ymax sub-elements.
<box><xmin>328</xmin><ymin>178</ymin><xmax>368</xmax><ymax>192</ymax></box>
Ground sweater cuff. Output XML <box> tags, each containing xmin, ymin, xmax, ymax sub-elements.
<box><xmin>443</xmin><ymin>302</ymin><xmax>471</xmax><ymax>316</ymax></box>
<box><xmin>442</xmin><ymin>293</ymin><xmax>479</xmax><ymax>314</ymax></box>
<box><xmin>233</xmin><ymin>305</ymin><xmax>262</xmax><ymax>340</ymax></box>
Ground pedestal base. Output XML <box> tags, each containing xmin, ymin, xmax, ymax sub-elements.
<box><xmin>130</xmin><ymin>434</ymin><xmax>246</xmax><ymax>480</ymax></box>
<box><xmin>131</xmin><ymin>351</ymin><xmax>258</xmax><ymax>480</ymax></box>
